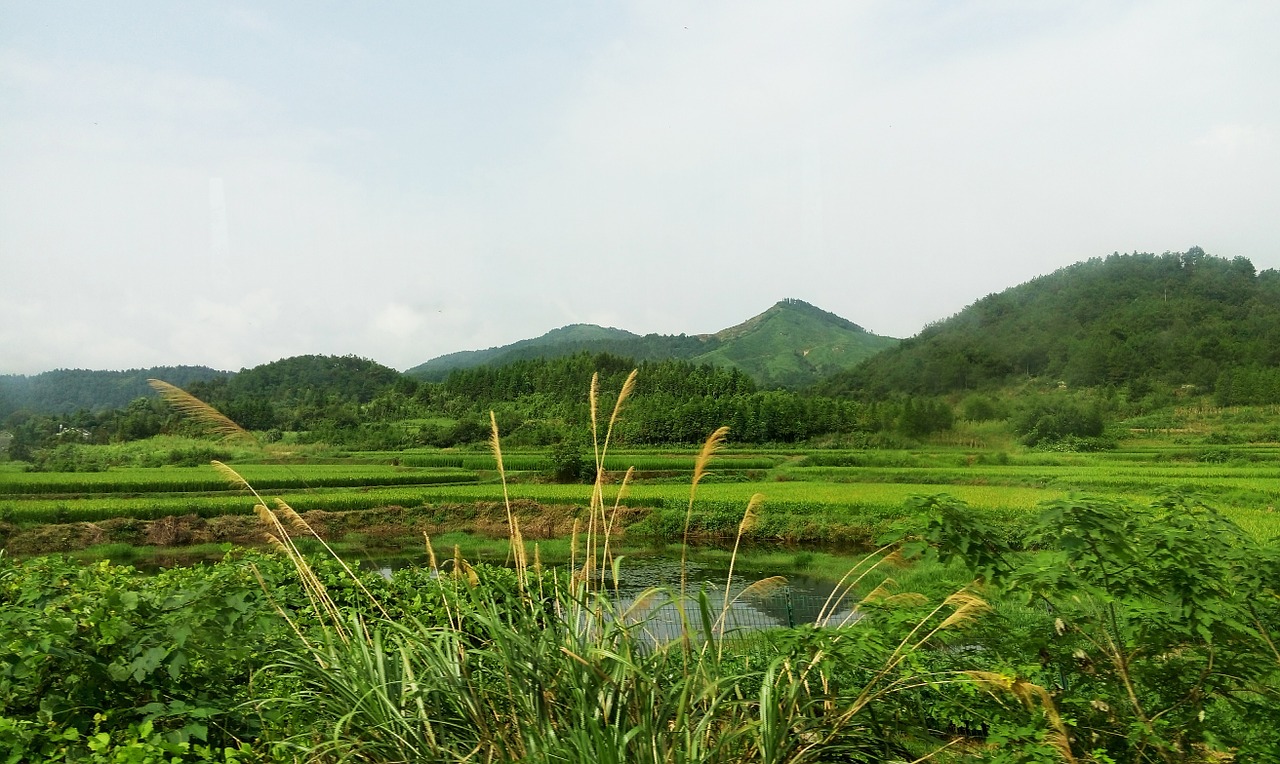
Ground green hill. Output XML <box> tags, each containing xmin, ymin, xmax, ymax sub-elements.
<box><xmin>692</xmin><ymin>299</ymin><xmax>898</xmax><ymax>388</ymax></box>
<box><xmin>817</xmin><ymin>248</ymin><xmax>1280</xmax><ymax>397</ymax></box>
<box><xmin>407</xmin><ymin>300</ymin><xmax>898</xmax><ymax>389</ymax></box>
<box><xmin>406</xmin><ymin>324</ymin><xmax>676</xmax><ymax>380</ymax></box>
<box><xmin>0</xmin><ymin>366</ymin><xmax>229</xmax><ymax>417</ymax></box>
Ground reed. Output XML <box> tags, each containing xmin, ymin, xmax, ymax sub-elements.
<box><xmin>149</xmin><ymin>374</ymin><xmax>1018</xmax><ymax>763</ymax></box>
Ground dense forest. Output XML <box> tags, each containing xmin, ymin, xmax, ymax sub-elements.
<box><xmin>2</xmin><ymin>350</ymin><xmax>958</xmax><ymax>466</ymax></box>
<box><xmin>818</xmin><ymin>248</ymin><xmax>1280</xmax><ymax>397</ymax></box>
<box><xmin>0</xmin><ymin>366</ymin><xmax>227</xmax><ymax>418</ymax></box>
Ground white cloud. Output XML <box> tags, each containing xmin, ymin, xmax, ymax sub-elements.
<box><xmin>1194</xmin><ymin>123</ymin><xmax>1274</xmax><ymax>159</ymax></box>
<box><xmin>2</xmin><ymin>1</ymin><xmax>1278</xmax><ymax>373</ymax></box>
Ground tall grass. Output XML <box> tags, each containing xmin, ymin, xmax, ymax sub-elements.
<box><xmin>161</xmin><ymin>374</ymin><xmax>1040</xmax><ymax>763</ymax></box>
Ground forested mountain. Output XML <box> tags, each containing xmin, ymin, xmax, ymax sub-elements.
<box><xmin>694</xmin><ymin>299</ymin><xmax>898</xmax><ymax>388</ymax></box>
<box><xmin>408</xmin><ymin>299</ymin><xmax>898</xmax><ymax>388</ymax></box>
<box><xmin>185</xmin><ymin>355</ymin><xmax>403</xmax><ymax>431</ymax></box>
<box><xmin>412</xmin><ymin>352</ymin><xmax>921</xmax><ymax>447</ymax></box>
<box><xmin>0</xmin><ymin>366</ymin><xmax>228</xmax><ymax>418</ymax></box>
<box><xmin>817</xmin><ymin>248</ymin><xmax>1280</xmax><ymax>398</ymax></box>
<box><xmin>407</xmin><ymin>324</ymin><xmax>712</xmax><ymax>381</ymax></box>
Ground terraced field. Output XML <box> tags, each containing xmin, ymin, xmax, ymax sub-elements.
<box><xmin>4</xmin><ymin>443</ymin><xmax>1279</xmax><ymax>548</ymax></box>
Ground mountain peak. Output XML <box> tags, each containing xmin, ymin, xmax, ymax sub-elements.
<box><xmin>406</xmin><ymin>299</ymin><xmax>896</xmax><ymax>387</ymax></box>
<box><xmin>715</xmin><ymin>298</ymin><xmax>868</xmax><ymax>342</ymax></box>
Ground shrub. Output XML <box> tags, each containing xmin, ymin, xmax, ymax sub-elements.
<box><xmin>1014</xmin><ymin>396</ymin><xmax>1105</xmax><ymax>446</ymax></box>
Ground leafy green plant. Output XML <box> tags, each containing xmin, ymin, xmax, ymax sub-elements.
<box><xmin>901</xmin><ymin>491</ymin><xmax>1280</xmax><ymax>761</ymax></box>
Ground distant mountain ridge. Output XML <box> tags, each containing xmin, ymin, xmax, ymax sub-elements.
<box><xmin>407</xmin><ymin>299</ymin><xmax>899</xmax><ymax>388</ymax></box>
<box><xmin>418</xmin><ymin>324</ymin><xmax>646</xmax><ymax>373</ymax></box>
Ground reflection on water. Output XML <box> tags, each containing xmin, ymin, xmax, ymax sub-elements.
<box><xmin>367</xmin><ymin>553</ymin><xmax>864</xmax><ymax>638</ymax></box>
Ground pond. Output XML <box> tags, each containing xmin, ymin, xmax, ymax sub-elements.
<box><xmin>366</xmin><ymin>550</ymin><xmax>867</xmax><ymax>636</ymax></box>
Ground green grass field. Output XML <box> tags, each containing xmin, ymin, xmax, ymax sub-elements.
<box><xmin>4</xmin><ymin>441</ymin><xmax>1280</xmax><ymax>545</ymax></box>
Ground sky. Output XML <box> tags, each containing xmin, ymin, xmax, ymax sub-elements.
<box><xmin>2</xmin><ymin>1</ymin><xmax>1277</xmax><ymax>375</ymax></box>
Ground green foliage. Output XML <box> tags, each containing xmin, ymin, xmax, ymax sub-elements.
<box><xmin>960</xmin><ymin>393</ymin><xmax>1005</xmax><ymax>421</ymax></box>
<box><xmin>268</xmin><ymin>560</ymin><xmax>995</xmax><ymax>763</ymax></box>
<box><xmin>1013</xmin><ymin>394</ymin><xmax>1106</xmax><ymax>447</ymax></box>
<box><xmin>545</xmin><ymin>437</ymin><xmax>589</xmax><ymax>483</ymax></box>
<box><xmin>0</xmin><ymin>367</ymin><xmax>228</xmax><ymax>419</ymax></box>
<box><xmin>822</xmin><ymin>249</ymin><xmax>1280</xmax><ymax>397</ymax></box>
<box><xmin>0</xmin><ymin>553</ymin><xmax>301</xmax><ymax>757</ymax></box>
<box><xmin>901</xmin><ymin>492</ymin><xmax>1280</xmax><ymax>761</ymax></box>
<box><xmin>692</xmin><ymin>298</ymin><xmax>898</xmax><ymax>389</ymax></box>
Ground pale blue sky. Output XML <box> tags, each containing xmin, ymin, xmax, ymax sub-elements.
<box><xmin>2</xmin><ymin>1</ymin><xmax>1277</xmax><ymax>374</ymax></box>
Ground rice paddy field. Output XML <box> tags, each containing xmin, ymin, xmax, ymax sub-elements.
<box><xmin>4</xmin><ymin>439</ymin><xmax>1280</xmax><ymax>549</ymax></box>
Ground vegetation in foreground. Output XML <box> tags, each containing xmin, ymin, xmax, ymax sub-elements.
<box><xmin>2</xmin><ymin>376</ymin><xmax>1278</xmax><ymax>762</ymax></box>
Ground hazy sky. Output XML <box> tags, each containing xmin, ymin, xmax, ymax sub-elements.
<box><xmin>2</xmin><ymin>1</ymin><xmax>1277</xmax><ymax>374</ymax></box>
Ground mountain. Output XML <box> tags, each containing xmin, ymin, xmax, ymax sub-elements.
<box><xmin>408</xmin><ymin>324</ymin><xmax>650</xmax><ymax>380</ymax></box>
<box><xmin>816</xmin><ymin>248</ymin><xmax>1280</xmax><ymax>397</ymax></box>
<box><xmin>694</xmin><ymin>299</ymin><xmax>898</xmax><ymax>389</ymax></box>
<box><xmin>0</xmin><ymin>356</ymin><xmax>398</xmax><ymax>423</ymax></box>
<box><xmin>0</xmin><ymin>366</ymin><xmax>229</xmax><ymax>418</ymax></box>
<box><xmin>184</xmin><ymin>355</ymin><xmax>404</xmax><ymax>430</ymax></box>
<box><xmin>407</xmin><ymin>299</ymin><xmax>899</xmax><ymax>388</ymax></box>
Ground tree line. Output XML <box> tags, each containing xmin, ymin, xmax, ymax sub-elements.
<box><xmin>3</xmin><ymin>352</ymin><xmax>962</xmax><ymax>462</ymax></box>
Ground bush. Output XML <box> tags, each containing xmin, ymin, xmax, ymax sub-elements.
<box><xmin>960</xmin><ymin>394</ymin><xmax>1003</xmax><ymax>422</ymax></box>
<box><xmin>545</xmin><ymin>438</ymin><xmax>589</xmax><ymax>483</ymax></box>
<box><xmin>1014</xmin><ymin>396</ymin><xmax>1105</xmax><ymax>447</ymax></box>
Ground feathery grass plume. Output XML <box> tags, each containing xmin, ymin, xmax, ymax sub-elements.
<box><xmin>584</xmin><ymin>375</ymin><xmax>603</xmax><ymax>596</ymax></box>
<box><xmin>487</xmin><ymin>410</ymin><xmax>524</xmax><ymax>588</ymax></box>
<box><xmin>588</xmin><ymin>372</ymin><xmax>600</xmax><ymax>467</ymax></box>
<box><xmin>878</xmin><ymin>585</ymin><xmax>989</xmax><ymax>681</ymax></box>
<box><xmin>602</xmin><ymin>368</ymin><xmax>638</xmax><ymax>456</ymax></box>
<box><xmin>577</xmin><ymin>371</ymin><xmax>638</xmax><ymax>599</ymax></box>
<box><xmin>682</xmin><ymin>425</ymin><xmax>730</xmax><ymax>602</ymax></box>
<box><xmin>253</xmin><ymin>503</ymin><xmax>275</xmax><ymax>528</ymax></box>
<box><xmin>276</xmin><ymin>502</ymin><xmax>310</xmax><ymax>537</ymax></box>
<box><xmin>264</xmin><ymin>533</ymin><xmax>288</xmax><ymax>555</ymax></box>
<box><xmin>691</xmin><ymin>425</ymin><xmax>730</xmax><ymax>492</ymax></box>
<box><xmin>424</xmin><ymin>532</ymin><xmax>438</xmax><ymax>573</ymax></box>
<box><xmin>735</xmin><ymin>574</ymin><xmax>788</xmax><ymax>601</ymax></box>
<box><xmin>882</xmin><ymin>592</ymin><xmax>929</xmax><ymax>607</ymax></box>
<box><xmin>967</xmin><ymin>671</ymin><xmax>1076</xmax><ymax>762</ymax></box>
<box><xmin>716</xmin><ymin>573</ymin><xmax>790</xmax><ymax>655</ymax></box>
<box><xmin>275</xmin><ymin>497</ymin><xmax>391</xmax><ymax>621</ymax></box>
<box><xmin>148</xmin><ymin>379</ymin><xmax>256</xmax><ymax>444</ymax></box>
<box><xmin>214</xmin><ymin>461</ymin><xmax>251</xmax><ymax>491</ymax></box>
<box><xmin>935</xmin><ymin>590</ymin><xmax>991</xmax><ymax>631</ymax></box>
<box><xmin>450</xmin><ymin>545</ymin><xmax>482</xmax><ymax>587</ymax></box>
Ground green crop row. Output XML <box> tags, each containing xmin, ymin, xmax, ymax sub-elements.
<box><xmin>6</xmin><ymin>453</ymin><xmax>1278</xmax><ymax>542</ymax></box>
<box><xmin>0</xmin><ymin>465</ymin><xmax>478</xmax><ymax>496</ymax></box>
<box><xmin>0</xmin><ymin>484</ymin><xmax>484</xmax><ymax>524</ymax></box>
<box><xmin>386</xmin><ymin>452</ymin><xmax>779</xmax><ymax>471</ymax></box>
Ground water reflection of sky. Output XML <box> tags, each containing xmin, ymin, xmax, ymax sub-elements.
<box><xmin>369</xmin><ymin>553</ymin><xmax>864</xmax><ymax>635</ymax></box>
